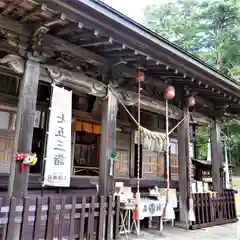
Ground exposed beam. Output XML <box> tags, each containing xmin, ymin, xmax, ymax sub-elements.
<box><xmin>55</xmin><ymin>22</ymin><xmax>83</xmax><ymax>35</ymax></box>
<box><xmin>0</xmin><ymin>59</ymin><xmax>55</xmax><ymax>83</ymax></box>
<box><xmin>100</xmin><ymin>44</ymin><xmax>126</xmax><ymax>52</ymax></box>
<box><xmin>0</xmin><ymin>52</ymin><xmax>212</xmax><ymax>123</ymax></box>
<box><xmin>0</xmin><ymin>16</ymin><xmax>107</xmax><ymax>66</ymax></box>
<box><xmin>0</xmin><ymin>16</ymin><xmax>216</xmax><ymax>111</ymax></box>
<box><xmin>35</xmin><ymin>0</ymin><xmax>240</xmax><ymax>100</ymax></box>
<box><xmin>0</xmin><ymin>64</ymin><xmax>21</xmax><ymax>78</ymax></box>
<box><xmin>20</xmin><ymin>4</ymin><xmax>47</xmax><ymax>23</ymax></box>
<box><xmin>79</xmin><ymin>37</ymin><xmax>113</xmax><ymax>47</ymax></box>
<box><xmin>117</xmin><ymin>64</ymin><xmax>214</xmax><ymax>109</ymax></box>
<box><xmin>43</xmin><ymin>34</ymin><xmax>108</xmax><ymax>66</ymax></box>
<box><xmin>0</xmin><ymin>16</ymin><xmax>32</xmax><ymax>37</ymax></box>
<box><xmin>112</xmin><ymin>63</ymin><xmax>167</xmax><ymax>89</ymax></box>
<box><xmin>0</xmin><ymin>40</ymin><xmax>19</xmax><ymax>53</ymax></box>
<box><xmin>195</xmin><ymin>96</ymin><xmax>214</xmax><ymax>109</ymax></box>
<box><xmin>0</xmin><ymin>0</ymin><xmax>21</xmax><ymax>15</ymax></box>
<box><xmin>43</xmin><ymin>13</ymin><xmax>66</xmax><ymax>27</ymax></box>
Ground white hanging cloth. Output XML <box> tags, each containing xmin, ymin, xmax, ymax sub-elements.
<box><xmin>224</xmin><ymin>141</ymin><xmax>230</xmax><ymax>189</ymax></box>
<box><xmin>207</xmin><ymin>138</ymin><xmax>211</xmax><ymax>161</ymax></box>
<box><xmin>108</xmin><ymin>85</ymin><xmax>166</xmax><ymax>152</ymax></box>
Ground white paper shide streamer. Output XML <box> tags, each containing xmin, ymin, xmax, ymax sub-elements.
<box><xmin>43</xmin><ymin>85</ymin><xmax>72</xmax><ymax>187</ymax></box>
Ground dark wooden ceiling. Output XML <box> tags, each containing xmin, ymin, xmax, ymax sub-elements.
<box><xmin>0</xmin><ymin>0</ymin><xmax>239</xmax><ymax>119</ymax></box>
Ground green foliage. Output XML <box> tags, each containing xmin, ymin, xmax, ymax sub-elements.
<box><xmin>228</xmin><ymin>64</ymin><xmax>240</xmax><ymax>81</ymax></box>
<box><xmin>222</xmin><ymin>120</ymin><xmax>240</xmax><ymax>165</ymax></box>
<box><xmin>143</xmin><ymin>0</ymin><xmax>240</xmax><ymax>164</ymax></box>
<box><xmin>196</xmin><ymin>125</ymin><xmax>209</xmax><ymax>160</ymax></box>
<box><xmin>143</xmin><ymin>0</ymin><xmax>240</xmax><ymax>74</ymax></box>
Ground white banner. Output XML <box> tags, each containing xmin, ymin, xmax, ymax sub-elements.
<box><xmin>43</xmin><ymin>85</ymin><xmax>72</xmax><ymax>187</ymax></box>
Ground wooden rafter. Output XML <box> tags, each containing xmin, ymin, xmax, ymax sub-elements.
<box><xmin>0</xmin><ymin>15</ymin><xmax>222</xmax><ymax>111</ymax></box>
<box><xmin>20</xmin><ymin>4</ymin><xmax>48</xmax><ymax>23</ymax></box>
<box><xmin>0</xmin><ymin>0</ymin><xmax>21</xmax><ymax>15</ymax></box>
<box><xmin>54</xmin><ymin>22</ymin><xmax>83</xmax><ymax>35</ymax></box>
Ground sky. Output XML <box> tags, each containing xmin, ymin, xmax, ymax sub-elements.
<box><xmin>101</xmin><ymin>0</ymin><xmax>170</xmax><ymax>24</ymax></box>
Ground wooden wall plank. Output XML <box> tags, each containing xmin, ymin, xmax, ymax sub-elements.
<box><xmin>33</xmin><ymin>197</ymin><xmax>42</xmax><ymax>240</ymax></box>
<box><xmin>79</xmin><ymin>196</ymin><xmax>86</xmax><ymax>240</ymax></box>
<box><xmin>20</xmin><ymin>198</ymin><xmax>29</xmax><ymax>239</ymax></box>
<box><xmin>97</xmin><ymin>196</ymin><xmax>105</xmax><ymax>240</ymax></box>
<box><xmin>6</xmin><ymin>197</ymin><xmax>17</xmax><ymax>240</ymax></box>
<box><xmin>46</xmin><ymin>197</ymin><xmax>54</xmax><ymax>240</ymax></box>
<box><xmin>105</xmin><ymin>196</ymin><xmax>113</xmax><ymax>240</ymax></box>
<box><xmin>69</xmin><ymin>196</ymin><xmax>76</xmax><ymax>239</ymax></box>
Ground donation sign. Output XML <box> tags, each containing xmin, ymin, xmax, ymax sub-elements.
<box><xmin>43</xmin><ymin>85</ymin><xmax>72</xmax><ymax>187</ymax></box>
<box><xmin>139</xmin><ymin>198</ymin><xmax>163</xmax><ymax>219</ymax></box>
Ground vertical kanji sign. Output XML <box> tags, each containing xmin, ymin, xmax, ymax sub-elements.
<box><xmin>43</xmin><ymin>85</ymin><xmax>72</xmax><ymax>187</ymax></box>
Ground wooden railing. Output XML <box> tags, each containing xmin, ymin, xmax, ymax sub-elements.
<box><xmin>0</xmin><ymin>195</ymin><xmax>120</xmax><ymax>240</ymax></box>
<box><xmin>191</xmin><ymin>190</ymin><xmax>237</xmax><ymax>229</ymax></box>
<box><xmin>73</xmin><ymin>166</ymin><xmax>99</xmax><ymax>175</ymax></box>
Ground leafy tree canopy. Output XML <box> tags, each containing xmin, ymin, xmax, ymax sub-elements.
<box><xmin>143</xmin><ymin>0</ymin><xmax>240</xmax><ymax>75</ymax></box>
<box><xmin>143</xmin><ymin>0</ymin><xmax>240</xmax><ymax>164</ymax></box>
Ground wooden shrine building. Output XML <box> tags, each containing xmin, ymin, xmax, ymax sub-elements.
<box><xmin>0</xmin><ymin>0</ymin><xmax>239</xmax><ymax>227</ymax></box>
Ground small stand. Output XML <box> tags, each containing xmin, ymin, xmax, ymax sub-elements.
<box><xmin>119</xmin><ymin>203</ymin><xmax>137</xmax><ymax>238</ymax></box>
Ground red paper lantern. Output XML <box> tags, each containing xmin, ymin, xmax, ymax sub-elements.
<box><xmin>188</xmin><ymin>96</ymin><xmax>196</xmax><ymax>107</ymax></box>
<box><xmin>136</xmin><ymin>71</ymin><xmax>145</xmax><ymax>83</ymax></box>
<box><xmin>164</xmin><ymin>86</ymin><xmax>175</xmax><ymax>100</ymax></box>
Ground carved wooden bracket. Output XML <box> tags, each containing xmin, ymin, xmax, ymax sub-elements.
<box><xmin>43</xmin><ymin>64</ymin><xmax>182</xmax><ymax>118</ymax></box>
<box><xmin>0</xmin><ymin>54</ymin><xmax>25</xmax><ymax>74</ymax></box>
<box><xmin>0</xmin><ymin>54</ymin><xmax>210</xmax><ymax>122</ymax></box>
<box><xmin>116</xmin><ymin>88</ymin><xmax>182</xmax><ymax>119</ymax></box>
<box><xmin>44</xmin><ymin>65</ymin><xmax>107</xmax><ymax>98</ymax></box>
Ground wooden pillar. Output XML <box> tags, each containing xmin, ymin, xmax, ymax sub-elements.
<box><xmin>8</xmin><ymin>56</ymin><xmax>40</xmax><ymax>198</ymax></box>
<box><xmin>210</xmin><ymin>119</ymin><xmax>222</xmax><ymax>192</ymax></box>
<box><xmin>177</xmin><ymin>104</ymin><xmax>189</xmax><ymax>223</ymax></box>
<box><xmin>129</xmin><ymin>129</ymin><xmax>135</xmax><ymax>178</ymax></box>
<box><xmin>99</xmin><ymin>88</ymin><xmax>118</xmax><ymax>199</ymax></box>
<box><xmin>193</xmin><ymin>124</ymin><xmax>198</xmax><ymax>160</ymax></box>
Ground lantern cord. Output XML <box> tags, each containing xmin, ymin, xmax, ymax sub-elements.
<box><xmin>108</xmin><ymin>85</ymin><xmax>186</xmax><ymax>147</ymax></box>
<box><xmin>108</xmin><ymin>85</ymin><xmax>165</xmax><ymax>148</ymax></box>
<box><xmin>136</xmin><ymin>67</ymin><xmax>141</xmax><ymax>236</ymax></box>
<box><xmin>108</xmin><ymin>85</ymin><xmax>139</xmax><ymax>126</ymax></box>
<box><xmin>165</xmin><ymin>99</ymin><xmax>170</xmax><ymax>203</ymax></box>
<box><xmin>168</xmin><ymin>114</ymin><xmax>188</xmax><ymax>136</ymax></box>
<box><xmin>187</xmin><ymin>105</ymin><xmax>195</xmax><ymax>222</ymax></box>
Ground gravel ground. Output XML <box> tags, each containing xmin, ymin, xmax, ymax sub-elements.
<box><xmin>119</xmin><ymin>220</ymin><xmax>239</xmax><ymax>240</ymax></box>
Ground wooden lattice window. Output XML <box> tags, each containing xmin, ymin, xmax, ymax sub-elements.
<box><xmin>115</xmin><ymin>132</ymin><xmax>130</xmax><ymax>177</ymax></box>
<box><xmin>0</xmin><ymin>135</ymin><xmax>14</xmax><ymax>173</ymax></box>
<box><xmin>170</xmin><ymin>139</ymin><xmax>178</xmax><ymax>180</ymax></box>
<box><xmin>142</xmin><ymin>148</ymin><xmax>165</xmax><ymax>178</ymax></box>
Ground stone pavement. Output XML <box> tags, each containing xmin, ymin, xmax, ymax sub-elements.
<box><xmin>119</xmin><ymin>221</ymin><xmax>240</xmax><ymax>240</ymax></box>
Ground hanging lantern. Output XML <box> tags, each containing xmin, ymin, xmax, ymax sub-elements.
<box><xmin>164</xmin><ymin>86</ymin><xmax>175</xmax><ymax>100</ymax></box>
<box><xmin>136</xmin><ymin>71</ymin><xmax>145</xmax><ymax>83</ymax></box>
<box><xmin>188</xmin><ymin>95</ymin><xmax>196</xmax><ymax>107</ymax></box>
